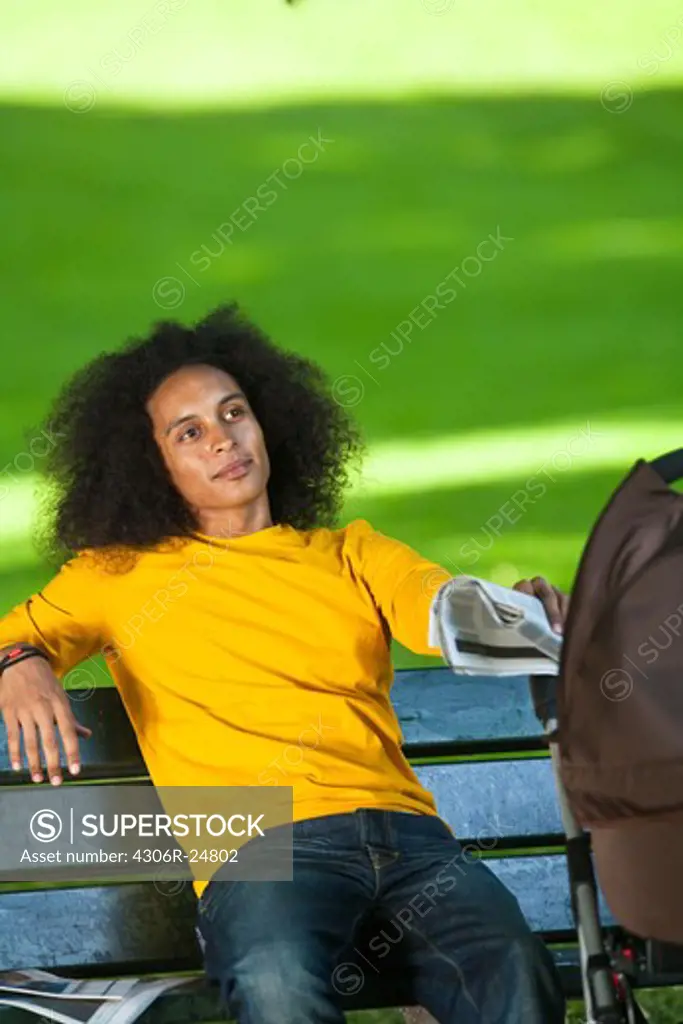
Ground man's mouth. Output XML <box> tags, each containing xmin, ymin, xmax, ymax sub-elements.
<box><xmin>212</xmin><ymin>458</ymin><xmax>253</xmax><ymax>481</ymax></box>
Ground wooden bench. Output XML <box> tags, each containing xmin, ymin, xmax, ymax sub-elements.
<box><xmin>1</xmin><ymin>666</ymin><xmax>682</xmax><ymax>1020</ymax></box>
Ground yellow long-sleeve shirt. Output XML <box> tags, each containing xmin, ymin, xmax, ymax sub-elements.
<box><xmin>0</xmin><ymin>519</ymin><xmax>452</xmax><ymax>897</ymax></box>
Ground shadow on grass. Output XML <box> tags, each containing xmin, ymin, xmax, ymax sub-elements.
<box><xmin>0</xmin><ymin>89</ymin><xmax>682</xmax><ymax>467</ymax></box>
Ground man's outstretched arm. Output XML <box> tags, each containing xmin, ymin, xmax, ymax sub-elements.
<box><xmin>0</xmin><ymin>553</ymin><xmax>104</xmax><ymax>785</ymax></box>
<box><xmin>348</xmin><ymin>519</ymin><xmax>569</xmax><ymax>658</ymax></box>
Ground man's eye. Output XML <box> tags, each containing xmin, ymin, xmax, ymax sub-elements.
<box><xmin>224</xmin><ymin>406</ymin><xmax>245</xmax><ymax>420</ymax></box>
<box><xmin>179</xmin><ymin>425</ymin><xmax>200</xmax><ymax>441</ymax></box>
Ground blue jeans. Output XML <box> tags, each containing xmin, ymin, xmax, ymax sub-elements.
<box><xmin>195</xmin><ymin>809</ymin><xmax>566</xmax><ymax>1023</ymax></box>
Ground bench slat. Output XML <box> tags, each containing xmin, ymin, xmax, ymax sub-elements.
<box><xmin>0</xmin><ymin>757</ymin><xmax>565</xmax><ymax>883</ymax></box>
<box><xmin>392</xmin><ymin>670</ymin><xmax>541</xmax><ymax>746</ymax></box>
<box><xmin>416</xmin><ymin>758</ymin><xmax>563</xmax><ymax>843</ymax></box>
<box><xmin>0</xmin><ymin>672</ymin><xmax>541</xmax><ymax>785</ymax></box>
<box><xmin>0</xmin><ymin>853</ymin><xmax>612</xmax><ymax>977</ymax></box>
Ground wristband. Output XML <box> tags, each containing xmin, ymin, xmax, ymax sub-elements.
<box><xmin>0</xmin><ymin>643</ymin><xmax>50</xmax><ymax>676</ymax></box>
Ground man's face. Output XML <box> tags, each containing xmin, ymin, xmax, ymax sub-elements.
<box><xmin>147</xmin><ymin>363</ymin><xmax>270</xmax><ymax>526</ymax></box>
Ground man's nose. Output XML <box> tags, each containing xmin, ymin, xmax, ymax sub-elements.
<box><xmin>207</xmin><ymin>422</ymin><xmax>235</xmax><ymax>451</ymax></box>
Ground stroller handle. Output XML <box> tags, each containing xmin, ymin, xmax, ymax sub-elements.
<box><xmin>649</xmin><ymin>447</ymin><xmax>683</xmax><ymax>484</ymax></box>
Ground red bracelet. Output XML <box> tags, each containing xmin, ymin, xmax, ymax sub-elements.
<box><xmin>0</xmin><ymin>644</ymin><xmax>50</xmax><ymax>676</ymax></box>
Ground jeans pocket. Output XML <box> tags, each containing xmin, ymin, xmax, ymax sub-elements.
<box><xmin>293</xmin><ymin>833</ymin><xmax>334</xmax><ymax>849</ymax></box>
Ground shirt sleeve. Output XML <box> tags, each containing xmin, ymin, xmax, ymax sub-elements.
<box><xmin>0</xmin><ymin>554</ymin><xmax>105</xmax><ymax>679</ymax></box>
<box><xmin>346</xmin><ymin>519</ymin><xmax>453</xmax><ymax>656</ymax></box>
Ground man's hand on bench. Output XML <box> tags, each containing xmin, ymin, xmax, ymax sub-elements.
<box><xmin>0</xmin><ymin>656</ymin><xmax>92</xmax><ymax>785</ymax></box>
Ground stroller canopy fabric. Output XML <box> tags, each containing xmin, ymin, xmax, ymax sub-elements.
<box><xmin>558</xmin><ymin>454</ymin><xmax>683</xmax><ymax>945</ymax></box>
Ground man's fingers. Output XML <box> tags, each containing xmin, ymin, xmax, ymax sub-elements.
<box><xmin>9</xmin><ymin>708</ymin><xmax>90</xmax><ymax>782</ymax></box>
<box><xmin>0</xmin><ymin>661</ymin><xmax>91</xmax><ymax>781</ymax></box>
<box><xmin>53</xmin><ymin>701</ymin><xmax>85</xmax><ymax>775</ymax></box>
<box><xmin>18</xmin><ymin>715</ymin><xmax>44</xmax><ymax>782</ymax></box>
<box><xmin>4</xmin><ymin>713</ymin><xmax>22</xmax><ymax>771</ymax></box>
<box><xmin>514</xmin><ymin>576</ymin><xmax>570</xmax><ymax>634</ymax></box>
<box><xmin>33</xmin><ymin>706</ymin><xmax>64</xmax><ymax>785</ymax></box>
<box><xmin>532</xmin><ymin>577</ymin><xmax>563</xmax><ymax>632</ymax></box>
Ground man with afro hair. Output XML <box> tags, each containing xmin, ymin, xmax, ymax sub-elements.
<box><xmin>0</xmin><ymin>304</ymin><xmax>567</xmax><ymax>1024</ymax></box>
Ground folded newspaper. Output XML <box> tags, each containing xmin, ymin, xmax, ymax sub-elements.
<box><xmin>0</xmin><ymin>968</ymin><xmax>196</xmax><ymax>1024</ymax></box>
<box><xmin>429</xmin><ymin>576</ymin><xmax>562</xmax><ymax>676</ymax></box>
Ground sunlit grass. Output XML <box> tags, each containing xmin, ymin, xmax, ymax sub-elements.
<box><xmin>1</xmin><ymin>416</ymin><xmax>681</xmax><ymax>571</ymax></box>
<box><xmin>2</xmin><ymin>0</ymin><xmax>683</xmax><ymax>112</ymax></box>
<box><xmin>356</xmin><ymin>417</ymin><xmax>683</xmax><ymax>497</ymax></box>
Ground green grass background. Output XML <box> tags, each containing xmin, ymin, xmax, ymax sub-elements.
<box><xmin>1</xmin><ymin>0</ymin><xmax>683</xmax><ymax>1019</ymax></box>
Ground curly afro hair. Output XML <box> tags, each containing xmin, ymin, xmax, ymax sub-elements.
<box><xmin>38</xmin><ymin>304</ymin><xmax>365</xmax><ymax>559</ymax></box>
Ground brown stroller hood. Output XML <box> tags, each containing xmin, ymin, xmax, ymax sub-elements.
<box><xmin>558</xmin><ymin>456</ymin><xmax>683</xmax><ymax>944</ymax></box>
